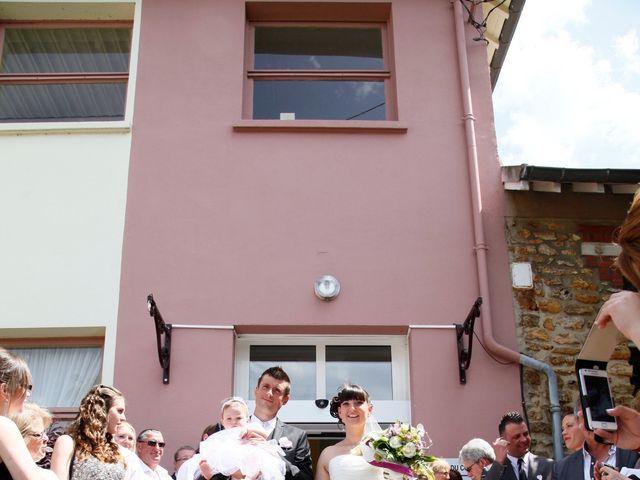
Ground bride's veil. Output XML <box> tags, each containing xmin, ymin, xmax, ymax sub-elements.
<box><xmin>364</xmin><ymin>413</ymin><xmax>382</xmax><ymax>435</ymax></box>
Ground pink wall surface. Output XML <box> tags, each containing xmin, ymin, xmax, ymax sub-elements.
<box><xmin>115</xmin><ymin>0</ymin><xmax>521</xmax><ymax>463</ymax></box>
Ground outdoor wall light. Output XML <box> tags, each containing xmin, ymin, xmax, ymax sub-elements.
<box><xmin>314</xmin><ymin>275</ymin><xmax>340</xmax><ymax>301</ymax></box>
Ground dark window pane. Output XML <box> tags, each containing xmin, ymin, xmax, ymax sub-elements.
<box><xmin>249</xmin><ymin>345</ymin><xmax>316</xmax><ymax>400</ymax></box>
<box><xmin>326</xmin><ymin>346</ymin><xmax>392</xmax><ymax>400</ymax></box>
<box><xmin>253</xmin><ymin>80</ymin><xmax>386</xmax><ymax>120</ymax></box>
<box><xmin>255</xmin><ymin>27</ymin><xmax>383</xmax><ymax>70</ymax></box>
<box><xmin>0</xmin><ymin>83</ymin><xmax>127</xmax><ymax>122</ymax></box>
<box><xmin>1</xmin><ymin>28</ymin><xmax>132</xmax><ymax>73</ymax></box>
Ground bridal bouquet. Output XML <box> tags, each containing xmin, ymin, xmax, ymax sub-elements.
<box><xmin>353</xmin><ymin>421</ymin><xmax>438</xmax><ymax>480</ymax></box>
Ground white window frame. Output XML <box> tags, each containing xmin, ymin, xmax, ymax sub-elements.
<box><xmin>234</xmin><ymin>335</ymin><xmax>410</xmax><ymax>424</ymax></box>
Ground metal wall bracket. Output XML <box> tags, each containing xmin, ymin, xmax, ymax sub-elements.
<box><xmin>455</xmin><ymin>297</ymin><xmax>483</xmax><ymax>384</ymax></box>
<box><xmin>147</xmin><ymin>294</ymin><xmax>172</xmax><ymax>384</ymax></box>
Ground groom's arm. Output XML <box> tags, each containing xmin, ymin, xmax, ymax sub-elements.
<box><xmin>283</xmin><ymin>429</ymin><xmax>313</xmax><ymax>480</ymax></box>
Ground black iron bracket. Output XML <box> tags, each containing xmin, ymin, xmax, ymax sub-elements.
<box><xmin>147</xmin><ymin>294</ymin><xmax>172</xmax><ymax>384</ymax></box>
<box><xmin>455</xmin><ymin>296</ymin><xmax>483</xmax><ymax>384</ymax></box>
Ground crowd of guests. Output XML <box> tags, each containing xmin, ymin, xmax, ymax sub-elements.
<box><xmin>2</xmin><ymin>189</ymin><xmax>640</xmax><ymax>480</ymax></box>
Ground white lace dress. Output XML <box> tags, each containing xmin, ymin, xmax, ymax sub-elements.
<box><xmin>328</xmin><ymin>454</ymin><xmax>384</xmax><ymax>480</ymax></box>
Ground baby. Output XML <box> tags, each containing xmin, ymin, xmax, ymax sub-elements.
<box><xmin>198</xmin><ymin>397</ymin><xmax>284</xmax><ymax>480</ymax></box>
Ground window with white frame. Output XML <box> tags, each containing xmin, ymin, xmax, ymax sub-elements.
<box><xmin>244</xmin><ymin>3</ymin><xmax>396</xmax><ymax>121</ymax></box>
<box><xmin>0</xmin><ymin>24</ymin><xmax>132</xmax><ymax>122</ymax></box>
<box><xmin>235</xmin><ymin>335</ymin><xmax>409</xmax><ymax>423</ymax></box>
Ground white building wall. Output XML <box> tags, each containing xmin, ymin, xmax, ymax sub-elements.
<box><xmin>0</xmin><ymin>0</ymin><xmax>142</xmax><ymax>384</ymax></box>
<box><xmin>0</xmin><ymin>133</ymin><xmax>132</xmax><ymax>383</ymax></box>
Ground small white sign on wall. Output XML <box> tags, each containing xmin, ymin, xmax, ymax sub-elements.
<box><xmin>511</xmin><ymin>262</ymin><xmax>533</xmax><ymax>289</ymax></box>
<box><xmin>280</xmin><ymin>112</ymin><xmax>295</xmax><ymax>120</ymax></box>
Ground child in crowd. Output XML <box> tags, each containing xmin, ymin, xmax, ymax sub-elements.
<box><xmin>180</xmin><ymin>397</ymin><xmax>285</xmax><ymax>480</ymax></box>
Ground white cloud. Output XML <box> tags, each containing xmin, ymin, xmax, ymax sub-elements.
<box><xmin>614</xmin><ymin>29</ymin><xmax>640</xmax><ymax>75</ymax></box>
<box><xmin>494</xmin><ymin>0</ymin><xmax>640</xmax><ymax>168</ymax></box>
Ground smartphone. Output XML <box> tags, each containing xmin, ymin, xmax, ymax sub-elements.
<box><xmin>578</xmin><ymin>368</ymin><xmax>617</xmax><ymax>431</ymax></box>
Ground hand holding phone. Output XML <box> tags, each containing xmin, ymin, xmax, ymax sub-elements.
<box><xmin>578</xmin><ymin>368</ymin><xmax>617</xmax><ymax>431</ymax></box>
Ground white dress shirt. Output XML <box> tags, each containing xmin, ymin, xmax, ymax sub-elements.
<box><xmin>250</xmin><ymin>415</ymin><xmax>277</xmax><ymax>437</ymax></box>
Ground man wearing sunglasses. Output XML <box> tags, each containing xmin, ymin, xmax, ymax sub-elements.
<box><xmin>460</xmin><ymin>438</ymin><xmax>496</xmax><ymax>480</ymax></box>
<box><xmin>133</xmin><ymin>429</ymin><xmax>173</xmax><ymax>479</ymax></box>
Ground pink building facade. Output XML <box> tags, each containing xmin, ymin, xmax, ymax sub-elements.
<box><xmin>0</xmin><ymin>0</ymin><xmax>524</xmax><ymax>471</ymax></box>
<box><xmin>114</xmin><ymin>0</ymin><xmax>520</xmax><ymax>464</ymax></box>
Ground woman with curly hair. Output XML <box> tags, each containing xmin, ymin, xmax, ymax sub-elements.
<box><xmin>0</xmin><ymin>347</ymin><xmax>56</xmax><ymax>480</ymax></box>
<box><xmin>51</xmin><ymin>384</ymin><xmax>127</xmax><ymax>480</ymax></box>
<box><xmin>315</xmin><ymin>384</ymin><xmax>383</xmax><ymax>480</ymax></box>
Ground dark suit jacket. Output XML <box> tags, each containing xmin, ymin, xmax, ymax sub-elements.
<box><xmin>552</xmin><ymin>447</ymin><xmax>639</xmax><ymax>480</ymax></box>
<box><xmin>195</xmin><ymin>418</ymin><xmax>312</xmax><ymax>480</ymax></box>
<box><xmin>485</xmin><ymin>453</ymin><xmax>554</xmax><ymax>480</ymax></box>
<box><xmin>270</xmin><ymin>418</ymin><xmax>313</xmax><ymax>480</ymax></box>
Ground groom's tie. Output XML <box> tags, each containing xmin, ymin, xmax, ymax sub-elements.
<box><xmin>517</xmin><ymin>458</ymin><xmax>528</xmax><ymax>480</ymax></box>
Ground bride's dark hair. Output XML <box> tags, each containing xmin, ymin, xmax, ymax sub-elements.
<box><xmin>329</xmin><ymin>384</ymin><xmax>370</xmax><ymax>424</ymax></box>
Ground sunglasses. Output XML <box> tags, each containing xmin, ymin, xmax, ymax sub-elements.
<box><xmin>143</xmin><ymin>440</ymin><xmax>165</xmax><ymax>448</ymax></box>
<box><xmin>28</xmin><ymin>431</ymin><xmax>47</xmax><ymax>439</ymax></box>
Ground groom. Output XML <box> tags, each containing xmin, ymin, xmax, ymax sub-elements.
<box><xmin>196</xmin><ymin>366</ymin><xmax>313</xmax><ymax>480</ymax></box>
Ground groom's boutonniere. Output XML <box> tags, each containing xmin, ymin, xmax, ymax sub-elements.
<box><xmin>536</xmin><ymin>475</ymin><xmax>542</xmax><ymax>480</ymax></box>
<box><xmin>279</xmin><ymin>437</ymin><xmax>293</xmax><ymax>449</ymax></box>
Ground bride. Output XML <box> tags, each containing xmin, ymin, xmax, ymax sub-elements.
<box><xmin>315</xmin><ymin>384</ymin><xmax>384</xmax><ymax>480</ymax></box>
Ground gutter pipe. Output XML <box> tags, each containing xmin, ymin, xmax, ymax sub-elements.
<box><xmin>452</xmin><ymin>0</ymin><xmax>563</xmax><ymax>460</ymax></box>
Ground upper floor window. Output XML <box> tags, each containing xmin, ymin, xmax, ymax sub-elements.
<box><xmin>0</xmin><ymin>24</ymin><xmax>132</xmax><ymax>122</ymax></box>
<box><xmin>244</xmin><ymin>3</ymin><xmax>396</xmax><ymax>121</ymax></box>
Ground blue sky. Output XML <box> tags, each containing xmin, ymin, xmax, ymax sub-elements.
<box><xmin>493</xmin><ymin>0</ymin><xmax>640</xmax><ymax>168</ymax></box>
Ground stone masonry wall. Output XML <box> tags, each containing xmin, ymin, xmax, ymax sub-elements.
<box><xmin>505</xmin><ymin>218</ymin><xmax>633</xmax><ymax>457</ymax></box>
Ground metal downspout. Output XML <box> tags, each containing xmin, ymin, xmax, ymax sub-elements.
<box><xmin>452</xmin><ymin>0</ymin><xmax>563</xmax><ymax>460</ymax></box>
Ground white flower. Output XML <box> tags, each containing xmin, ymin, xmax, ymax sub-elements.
<box><xmin>389</xmin><ymin>436</ymin><xmax>402</xmax><ymax>448</ymax></box>
<box><xmin>351</xmin><ymin>445</ymin><xmax>363</xmax><ymax>456</ymax></box>
<box><xmin>279</xmin><ymin>437</ymin><xmax>293</xmax><ymax>449</ymax></box>
<box><xmin>401</xmin><ymin>442</ymin><xmax>417</xmax><ymax>458</ymax></box>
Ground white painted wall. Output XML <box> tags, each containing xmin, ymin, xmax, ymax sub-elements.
<box><xmin>0</xmin><ymin>0</ymin><xmax>142</xmax><ymax>384</ymax></box>
<box><xmin>0</xmin><ymin>133</ymin><xmax>131</xmax><ymax>383</ymax></box>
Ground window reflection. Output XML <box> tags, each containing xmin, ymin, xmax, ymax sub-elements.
<box><xmin>326</xmin><ymin>346</ymin><xmax>392</xmax><ymax>400</ymax></box>
<box><xmin>255</xmin><ymin>27</ymin><xmax>383</xmax><ymax>70</ymax></box>
<box><xmin>253</xmin><ymin>80</ymin><xmax>385</xmax><ymax>120</ymax></box>
<box><xmin>1</xmin><ymin>28</ymin><xmax>132</xmax><ymax>74</ymax></box>
<box><xmin>0</xmin><ymin>83</ymin><xmax>127</xmax><ymax>122</ymax></box>
<box><xmin>249</xmin><ymin>345</ymin><xmax>316</xmax><ymax>400</ymax></box>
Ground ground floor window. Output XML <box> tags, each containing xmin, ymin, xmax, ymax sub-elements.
<box><xmin>10</xmin><ymin>345</ymin><xmax>102</xmax><ymax>408</ymax></box>
<box><xmin>235</xmin><ymin>335</ymin><xmax>409</xmax><ymax>423</ymax></box>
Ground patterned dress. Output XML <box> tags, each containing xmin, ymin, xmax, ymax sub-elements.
<box><xmin>71</xmin><ymin>455</ymin><xmax>125</xmax><ymax>480</ymax></box>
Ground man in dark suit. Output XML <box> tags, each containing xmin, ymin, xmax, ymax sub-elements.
<box><xmin>195</xmin><ymin>366</ymin><xmax>313</xmax><ymax>480</ymax></box>
<box><xmin>552</xmin><ymin>407</ymin><xmax>639</xmax><ymax>480</ymax></box>
<box><xmin>485</xmin><ymin>411</ymin><xmax>554</xmax><ymax>480</ymax></box>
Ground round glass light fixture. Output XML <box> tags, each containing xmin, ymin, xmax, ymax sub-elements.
<box><xmin>314</xmin><ymin>275</ymin><xmax>340</xmax><ymax>301</ymax></box>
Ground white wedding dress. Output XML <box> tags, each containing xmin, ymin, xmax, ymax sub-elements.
<box><xmin>328</xmin><ymin>454</ymin><xmax>384</xmax><ymax>480</ymax></box>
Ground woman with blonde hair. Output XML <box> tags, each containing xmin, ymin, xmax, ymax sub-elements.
<box><xmin>114</xmin><ymin>421</ymin><xmax>136</xmax><ymax>452</ymax></box>
<box><xmin>51</xmin><ymin>384</ymin><xmax>127</xmax><ymax>480</ymax></box>
<box><xmin>0</xmin><ymin>347</ymin><xmax>56</xmax><ymax>479</ymax></box>
<box><xmin>594</xmin><ymin>189</ymin><xmax>640</xmax><ymax>452</ymax></box>
<box><xmin>596</xmin><ymin>189</ymin><xmax>640</xmax><ymax>344</ymax></box>
<box><xmin>12</xmin><ymin>403</ymin><xmax>53</xmax><ymax>462</ymax></box>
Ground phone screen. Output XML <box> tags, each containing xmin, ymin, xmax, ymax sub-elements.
<box><xmin>584</xmin><ymin>373</ymin><xmax>616</xmax><ymax>423</ymax></box>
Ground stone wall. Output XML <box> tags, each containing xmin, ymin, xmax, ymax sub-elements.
<box><xmin>505</xmin><ymin>216</ymin><xmax>634</xmax><ymax>457</ymax></box>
